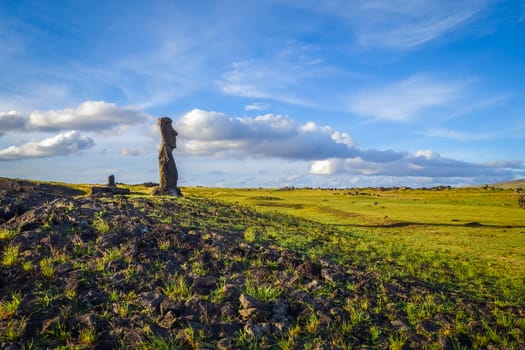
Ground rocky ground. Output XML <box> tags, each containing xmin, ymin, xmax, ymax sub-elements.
<box><xmin>0</xmin><ymin>178</ymin><xmax>523</xmax><ymax>349</ymax></box>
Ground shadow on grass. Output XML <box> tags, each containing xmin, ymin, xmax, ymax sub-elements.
<box><xmin>337</xmin><ymin>221</ymin><xmax>525</xmax><ymax>229</ymax></box>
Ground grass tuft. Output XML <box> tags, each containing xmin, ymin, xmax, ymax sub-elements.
<box><xmin>244</xmin><ymin>277</ymin><xmax>283</xmax><ymax>302</ymax></box>
<box><xmin>162</xmin><ymin>274</ymin><xmax>194</xmax><ymax>301</ymax></box>
<box><xmin>39</xmin><ymin>257</ymin><xmax>54</xmax><ymax>279</ymax></box>
<box><xmin>0</xmin><ymin>227</ymin><xmax>19</xmax><ymax>241</ymax></box>
<box><xmin>2</xmin><ymin>317</ymin><xmax>27</xmax><ymax>341</ymax></box>
<box><xmin>78</xmin><ymin>326</ymin><xmax>97</xmax><ymax>346</ymax></box>
<box><xmin>0</xmin><ymin>291</ymin><xmax>21</xmax><ymax>318</ymax></box>
<box><xmin>2</xmin><ymin>244</ymin><xmax>20</xmax><ymax>266</ymax></box>
<box><xmin>92</xmin><ymin>211</ymin><xmax>110</xmax><ymax>234</ymax></box>
<box><xmin>141</xmin><ymin>335</ymin><xmax>184</xmax><ymax>350</ymax></box>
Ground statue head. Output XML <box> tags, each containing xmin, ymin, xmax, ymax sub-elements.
<box><xmin>158</xmin><ymin>117</ymin><xmax>177</xmax><ymax>148</ymax></box>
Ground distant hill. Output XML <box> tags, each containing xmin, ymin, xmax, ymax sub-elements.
<box><xmin>491</xmin><ymin>178</ymin><xmax>525</xmax><ymax>189</ymax></box>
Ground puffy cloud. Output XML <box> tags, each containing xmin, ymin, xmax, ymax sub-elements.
<box><xmin>0</xmin><ymin>111</ymin><xmax>27</xmax><ymax>136</ymax></box>
<box><xmin>310</xmin><ymin>151</ymin><xmax>523</xmax><ymax>178</ymax></box>
<box><xmin>414</xmin><ymin>149</ymin><xmax>440</xmax><ymax>160</ymax></box>
<box><xmin>331</xmin><ymin>131</ymin><xmax>354</xmax><ymax>147</ymax></box>
<box><xmin>176</xmin><ymin>109</ymin><xmax>354</xmax><ymax>160</ymax></box>
<box><xmin>0</xmin><ymin>131</ymin><xmax>94</xmax><ymax>160</ymax></box>
<box><xmin>350</xmin><ymin>75</ymin><xmax>467</xmax><ymax>122</ymax></box>
<box><xmin>28</xmin><ymin>101</ymin><xmax>147</xmax><ymax>131</ymax></box>
<box><xmin>174</xmin><ymin>108</ymin><xmax>524</xmax><ymax>182</ymax></box>
<box><xmin>310</xmin><ymin>159</ymin><xmax>344</xmax><ymax>175</ymax></box>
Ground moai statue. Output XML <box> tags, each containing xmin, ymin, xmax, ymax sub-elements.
<box><xmin>154</xmin><ymin>117</ymin><xmax>182</xmax><ymax>196</ymax></box>
<box><xmin>107</xmin><ymin>174</ymin><xmax>116</xmax><ymax>187</ymax></box>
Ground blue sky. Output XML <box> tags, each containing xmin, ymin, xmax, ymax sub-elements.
<box><xmin>1</xmin><ymin>0</ymin><xmax>524</xmax><ymax>187</ymax></box>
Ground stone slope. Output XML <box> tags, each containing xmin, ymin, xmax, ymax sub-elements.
<box><xmin>0</xmin><ymin>179</ymin><xmax>377</xmax><ymax>349</ymax></box>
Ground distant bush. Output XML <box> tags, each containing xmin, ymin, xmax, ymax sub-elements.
<box><xmin>519</xmin><ymin>194</ymin><xmax>525</xmax><ymax>209</ymax></box>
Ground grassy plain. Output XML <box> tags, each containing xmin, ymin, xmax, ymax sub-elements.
<box><xmin>184</xmin><ymin>186</ymin><xmax>525</xmax><ymax>301</ymax></box>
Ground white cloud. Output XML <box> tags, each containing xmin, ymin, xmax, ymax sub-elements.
<box><xmin>414</xmin><ymin>149</ymin><xmax>440</xmax><ymax>160</ymax></box>
<box><xmin>350</xmin><ymin>75</ymin><xmax>468</xmax><ymax>122</ymax></box>
<box><xmin>357</xmin><ymin>6</ymin><xmax>480</xmax><ymax>48</ymax></box>
<box><xmin>173</xmin><ymin>108</ymin><xmax>524</xmax><ymax>182</ymax></box>
<box><xmin>244</xmin><ymin>102</ymin><xmax>270</xmax><ymax>111</ymax></box>
<box><xmin>218</xmin><ymin>57</ymin><xmax>328</xmax><ymax>108</ymax></box>
<box><xmin>310</xmin><ymin>159</ymin><xmax>344</xmax><ymax>175</ymax></box>
<box><xmin>218</xmin><ymin>61</ymin><xmax>299</xmax><ymax>104</ymax></box>
<box><xmin>309</xmin><ymin>150</ymin><xmax>523</xmax><ymax>178</ymax></box>
<box><xmin>176</xmin><ymin>109</ymin><xmax>356</xmax><ymax>160</ymax></box>
<box><xmin>177</xmin><ymin>109</ymin><xmax>299</xmax><ymax>142</ymax></box>
<box><xmin>0</xmin><ymin>131</ymin><xmax>94</xmax><ymax>160</ymax></box>
<box><xmin>331</xmin><ymin>131</ymin><xmax>354</xmax><ymax>147</ymax></box>
<box><xmin>28</xmin><ymin>101</ymin><xmax>147</xmax><ymax>131</ymax></box>
<box><xmin>299</xmin><ymin>0</ymin><xmax>488</xmax><ymax>49</ymax></box>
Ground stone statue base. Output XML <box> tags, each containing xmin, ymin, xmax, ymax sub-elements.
<box><xmin>91</xmin><ymin>186</ymin><xmax>131</xmax><ymax>197</ymax></box>
<box><xmin>152</xmin><ymin>187</ymin><xmax>182</xmax><ymax>197</ymax></box>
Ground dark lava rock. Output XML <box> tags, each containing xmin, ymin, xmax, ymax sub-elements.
<box><xmin>191</xmin><ymin>276</ymin><xmax>217</xmax><ymax>294</ymax></box>
<box><xmin>296</xmin><ymin>260</ymin><xmax>321</xmax><ymax>280</ymax></box>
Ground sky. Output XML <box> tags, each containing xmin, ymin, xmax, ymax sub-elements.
<box><xmin>1</xmin><ymin>0</ymin><xmax>524</xmax><ymax>188</ymax></box>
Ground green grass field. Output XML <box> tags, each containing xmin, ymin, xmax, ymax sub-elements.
<box><xmin>183</xmin><ymin>186</ymin><xmax>525</xmax><ymax>300</ymax></box>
